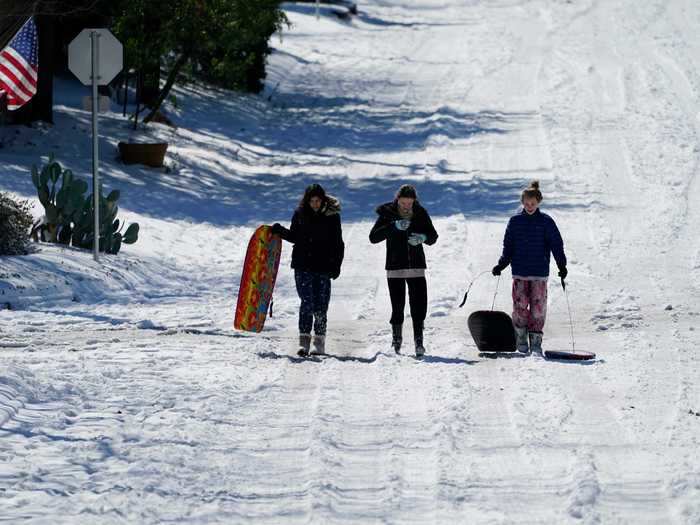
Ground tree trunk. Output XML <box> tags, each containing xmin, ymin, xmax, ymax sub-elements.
<box><xmin>0</xmin><ymin>16</ymin><xmax>24</xmax><ymax>49</ymax></box>
<box><xmin>143</xmin><ymin>51</ymin><xmax>189</xmax><ymax>124</ymax></box>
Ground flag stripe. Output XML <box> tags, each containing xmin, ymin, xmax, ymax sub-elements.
<box><xmin>5</xmin><ymin>92</ymin><xmax>29</xmax><ymax>110</ymax></box>
<box><xmin>0</xmin><ymin>65</ymin><xmax>36</xmax><ymax>98</ymax></box>
<box><xmin>0</xmin><ymin>62</ymin><xmax>36</xmax><ymax>99</ymax></box>
<box><xmin>2</xmin><ymin>48</ymin><xmax>37</xmax><ymax>83</ymax></box>
<box><xmin>0</xmin><ymin>68</ymin><xmax>35</xmax><ymax>99</ymax></box>
<box><xmin>0</xmin><ymin>17</ymin><xmax>38</xmax><ymax>111</ymax></box>
<box><xmin>7</xmin><ymin>98</ymin><xmax>26</xmax><ymax>110</ymax></box>
<box><xmin>0</xmin><ymin>74</ymin><xmax>31</xmax><ymax>102</ymax></box>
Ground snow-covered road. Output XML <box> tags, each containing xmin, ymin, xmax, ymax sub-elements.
<box><xmin>2</xmin><ymin>1</ymin><xmax>699</xmax><ymax>523</ymax></box>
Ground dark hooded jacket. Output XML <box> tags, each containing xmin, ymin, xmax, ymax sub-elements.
<box><xmin>369</xmin><ymin>201</ymin><xmax>438</xmax><ymax>270</ymax></box>
<box><xmin>277</xmin><ymin>196</ymin><xmax>344</xmax><ymax>276</ymax></box>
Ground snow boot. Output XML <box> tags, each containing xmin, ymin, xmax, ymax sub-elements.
<box><xmin>298</xmin><ymin>333</ymin><xmax>311</xmax><ymax>357</ymax></box>
<box><xmin>414</xmin><ymin>336</ymin><xmax>426</xmax><ymax>358</ymax></box>
<box><xmin>414</xmin><ymin>323</ymin><xmax>425</xmax><ymax>358</ymax></box>
<box><xmin>514</xmin><ymin>325</ymin><xmax>529</xmax><ymax>354</ymax></box>
<box><xmin>391</xmin><ymin>324</ymin><xmax>403</xmax><ymax>354</ymax></box>
<box><xmin>312</xmin><ymin>335</ymin><xmax>326</xmax><ymax>355</ymax></box>
<box><xmin>528</xmin><ymin>331</ymin><xmax>543</xmax><ymax>356</ymax></box>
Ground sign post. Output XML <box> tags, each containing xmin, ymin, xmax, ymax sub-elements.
<box><xmin>90</xmin><ymin>31</ymin><xmax>100</xmax><ymax>261</ymax></box>
<box><xmin>68</xmin><ymin>29</ymin><xmax>123</xmax><ymax>261</ymax></box>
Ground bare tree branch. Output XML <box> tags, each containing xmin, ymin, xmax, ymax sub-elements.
<box><xmin>0</xmin><ymin>0</ymin><xmax>105</xmax><ymax>18</ymax></box>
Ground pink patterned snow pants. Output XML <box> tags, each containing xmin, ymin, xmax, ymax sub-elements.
<box><xmin>512</xmin><ymin>279</ymin><xmax>548</xmax><ymax>332</ymax></box>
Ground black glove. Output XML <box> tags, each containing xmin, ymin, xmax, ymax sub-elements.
<box><xmin>492</xmin><ymin>264</ymin><xmax>505</xmax><ymax>276</ymax></box>
<box><xmin>558</xmin><ymin>266</ymin><xmax>568</xmax><ymax>280</ymax></box>
<box><xmin>271</xmin><ymin>223</ymin><xmax>283</xmax><ymax>235</ymax></box>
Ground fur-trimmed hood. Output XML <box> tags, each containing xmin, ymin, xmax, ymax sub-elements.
<box><xmin>375</xmin><ymin>200</ymin><xmax>425</xmax><ymax>220</ymax></box>
<box><xmin>296</xmin><ymin>195</ymin><xmax>341</xmax><ymax>217</ymax></box>
<box><xmin>323</xmin><ymin>195</ymin><xmax>341</xmax><ymax>216</ymax></box>
<box><xmin>369</xmin><ymin>200</ymin><xmax>438</xmax><ymax>271</ymax></box>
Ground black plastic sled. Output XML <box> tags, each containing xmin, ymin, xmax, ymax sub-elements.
<box><xmin>468</xmin><ymin>310</ymin><xmax>516</xmax><ymax>352</ymax></box>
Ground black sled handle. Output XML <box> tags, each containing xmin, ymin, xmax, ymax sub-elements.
<box><xmin>458</xmin><ymin>270</ymin><xmax>491</xmax><ymax>308</ymax></box>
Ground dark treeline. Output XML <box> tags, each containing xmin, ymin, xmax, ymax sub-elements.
<box><xmin>0</xmin><ymin>0</ymin><xmax>288</xmax><ymax>124</ymax></box>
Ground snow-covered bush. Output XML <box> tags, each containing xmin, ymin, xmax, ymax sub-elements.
<box><xmin>0</xmin><ymin>192</ymin><xmax>33</xmax><ymax>256</ymax></box>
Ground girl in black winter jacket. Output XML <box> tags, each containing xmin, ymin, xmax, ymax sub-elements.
<box><xmin>272</xmin><ymin>184</ymin><xmax>344</xmax><ymax>356</ymax></box>
<box><xmin>369</xmin><ymin>184</ymin><xmax>438</xmax><ymax>357</ymax></box>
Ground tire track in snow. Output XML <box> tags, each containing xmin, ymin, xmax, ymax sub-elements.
<box><xmin>279</xmin><ymin>325</ymin><xmax>445</xmax><ymax>523</ymax></box>
<box><xmin>536</xmin><ymin>7</ymin><xmax>694</xmax><ymax>520</ymax></box>
<box><xmin>301</xmin><ymin>217</ymin><xmax>443</xmax><ymax>522</ymax></box>
<box><xmin>509</xmin><ymin>351</ymin><xmax>677</xmax><ymax>522</ymax></box>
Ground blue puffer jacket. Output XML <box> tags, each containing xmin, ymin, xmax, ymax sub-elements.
<box><xmin>497</xmin><ymin>209</ymin><xmax>566</xmax><ymax>278</ymax></box>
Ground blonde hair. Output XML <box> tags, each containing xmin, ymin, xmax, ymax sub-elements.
<box><xmin>521</xmin><ymin>180</ymin><xmax>543</xmax><ymax>203</ymax></box>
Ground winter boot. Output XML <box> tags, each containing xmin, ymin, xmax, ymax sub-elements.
<box><xmin>391</xmin><ymin>324</ymin><xmax>403</xmax><ymax>354</ymax></box>
<box><xmin>528</xmin><ymin>331</ymin><xmax>543</xmax><ymax>356</ymax></box>
<box><xmin>414</xmin><ymin>323</ymin><xmax>425</xmax><ymax>358</ymax></box>
<box><xmin>514</xmin><ymin>325</ymin><xmax>529</xmax><ymax>354</ymax></box>
<box><xmin>311</xmin><ymin>335</ymin><xmax>326</xmax><ymax>355</ymax></box>
<box><xmin>298</xmin><ymin>333</ymin><xmax>311</xmax><ymax>357</ymax></box>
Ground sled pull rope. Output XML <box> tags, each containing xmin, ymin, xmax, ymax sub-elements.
<box><xmin>563</xmin><ymin>284</ymin><xmax>575</xmax><ymax>353</ymax></box>
<box><xmin>458</xmin><ymin>270</ymin><xmax>491</xmax><ymax>308</ymax></box>
<box><xmin>491</xmin><ymin>274</ymin><xmax>500</xmax><ymax>311</ymax></box>
<box><xmin>269</xmin><ymin>297</ymin><xmax>274</xmax><ymax>318</ymax></box>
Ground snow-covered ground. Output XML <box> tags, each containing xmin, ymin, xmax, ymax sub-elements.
<box><xmin>2</xmin><ymin>0</ymin><xmax>700</xmax><ymax>522</ymax></box>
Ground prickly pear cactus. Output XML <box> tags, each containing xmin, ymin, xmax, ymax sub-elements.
<box><xmin>30</xmin><ymin>155</ymin><xmax>140</xmax><ymax>254</ymax></box>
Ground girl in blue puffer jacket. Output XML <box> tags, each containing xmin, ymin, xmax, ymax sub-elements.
<box><xmin>491</xmin><ymin>180</ymin><xmax>567</xmax><ymax>355</ymax></box>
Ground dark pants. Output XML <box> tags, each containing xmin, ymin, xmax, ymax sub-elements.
<box><xmin>387</xmin><ymin>277</ymin><xmax>427</xmax><ymax>334</ymax></box>
<box><xmin>295</xmin><ymin>270</ymin><xmax>331</xmax><ymax>335</ymax></box>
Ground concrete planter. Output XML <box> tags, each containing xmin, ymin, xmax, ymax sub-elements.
<box><xmin>118</xmin><ymin>142</ymin><xmax>168</xmax><ymax>168</ymax></box>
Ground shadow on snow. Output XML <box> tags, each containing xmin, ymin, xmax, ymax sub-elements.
<box><xmin>258</xmin><ymin>350</ymin><xmax>479</xmax><ymax>364</ymax></box>
<box><xmin>3</xmin><ymin>79</ymin><xmax>586</xmax><ymax>226</ymax></box>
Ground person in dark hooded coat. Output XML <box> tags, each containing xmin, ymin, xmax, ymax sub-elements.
<box><xmin>272</xmin><ymin>184</ymin><xmax>344</xmax><ymax>356</ymax></box>
<box><xmin>369</xmin><ymin>184</ymin><xmax>438</xmax><ymax>357</ymax></box>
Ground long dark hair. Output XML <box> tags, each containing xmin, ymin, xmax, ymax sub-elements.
<box><xmin>298</xmin><ymin>183</ymin><xmax>327</xmax><ymax>212</ymax></box>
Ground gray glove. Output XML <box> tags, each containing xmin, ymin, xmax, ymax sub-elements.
<box><xmin>408</xmin><ymin>233</ymin><xmax>427</xmax><ymax>246</ymax></box>
<box><xmin>394</xmin><ymin>219</ymin><xmax>411</xmax><ymax>231</ymax></box>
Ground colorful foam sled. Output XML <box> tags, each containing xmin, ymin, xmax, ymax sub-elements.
<box><xmin>234</xmin><ymin>225</ymin><xmax>282</xmax><ymax>332</ymax></box>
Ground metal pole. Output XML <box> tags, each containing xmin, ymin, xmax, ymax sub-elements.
<box><xmin>91</xmin><ymin>30</ymin><xmax>100</xmax><ymax>261</ymax></box>
<box><xmin>316</xmin><ymin>0</ymin><xmax>320</xmax><ymax>20</ymax></box>
<box><xmin>122</xmin><ymin>71</ymin><xmax>127</xmax><ymax>117</ymax></box>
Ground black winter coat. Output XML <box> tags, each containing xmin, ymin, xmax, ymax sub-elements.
<box><xmin>369</xmin><ymin>201</ymin><xmax>438</xmax><ymax>270</ymax></box>
<box><xmin>277</xmin><ymin>200</ymin><xmax>344</xmax><ymax>276</ymax></box>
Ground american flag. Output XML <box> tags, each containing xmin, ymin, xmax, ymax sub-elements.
<box><xmin>0</xmin><ymin>17</ymin><xmax>39</xmax><ymax>111</ymax></box>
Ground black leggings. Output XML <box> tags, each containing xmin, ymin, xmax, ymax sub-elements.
<box><xmin>387</xmin><ymin>277</ymin><xmax>427</xmax><ymax>333</ymax></box>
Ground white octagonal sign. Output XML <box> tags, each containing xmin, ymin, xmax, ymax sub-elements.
<box><xmin>68</xmin><ymin>28</ymin><xmax>123</xmax><ymax>86</ymax></box>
